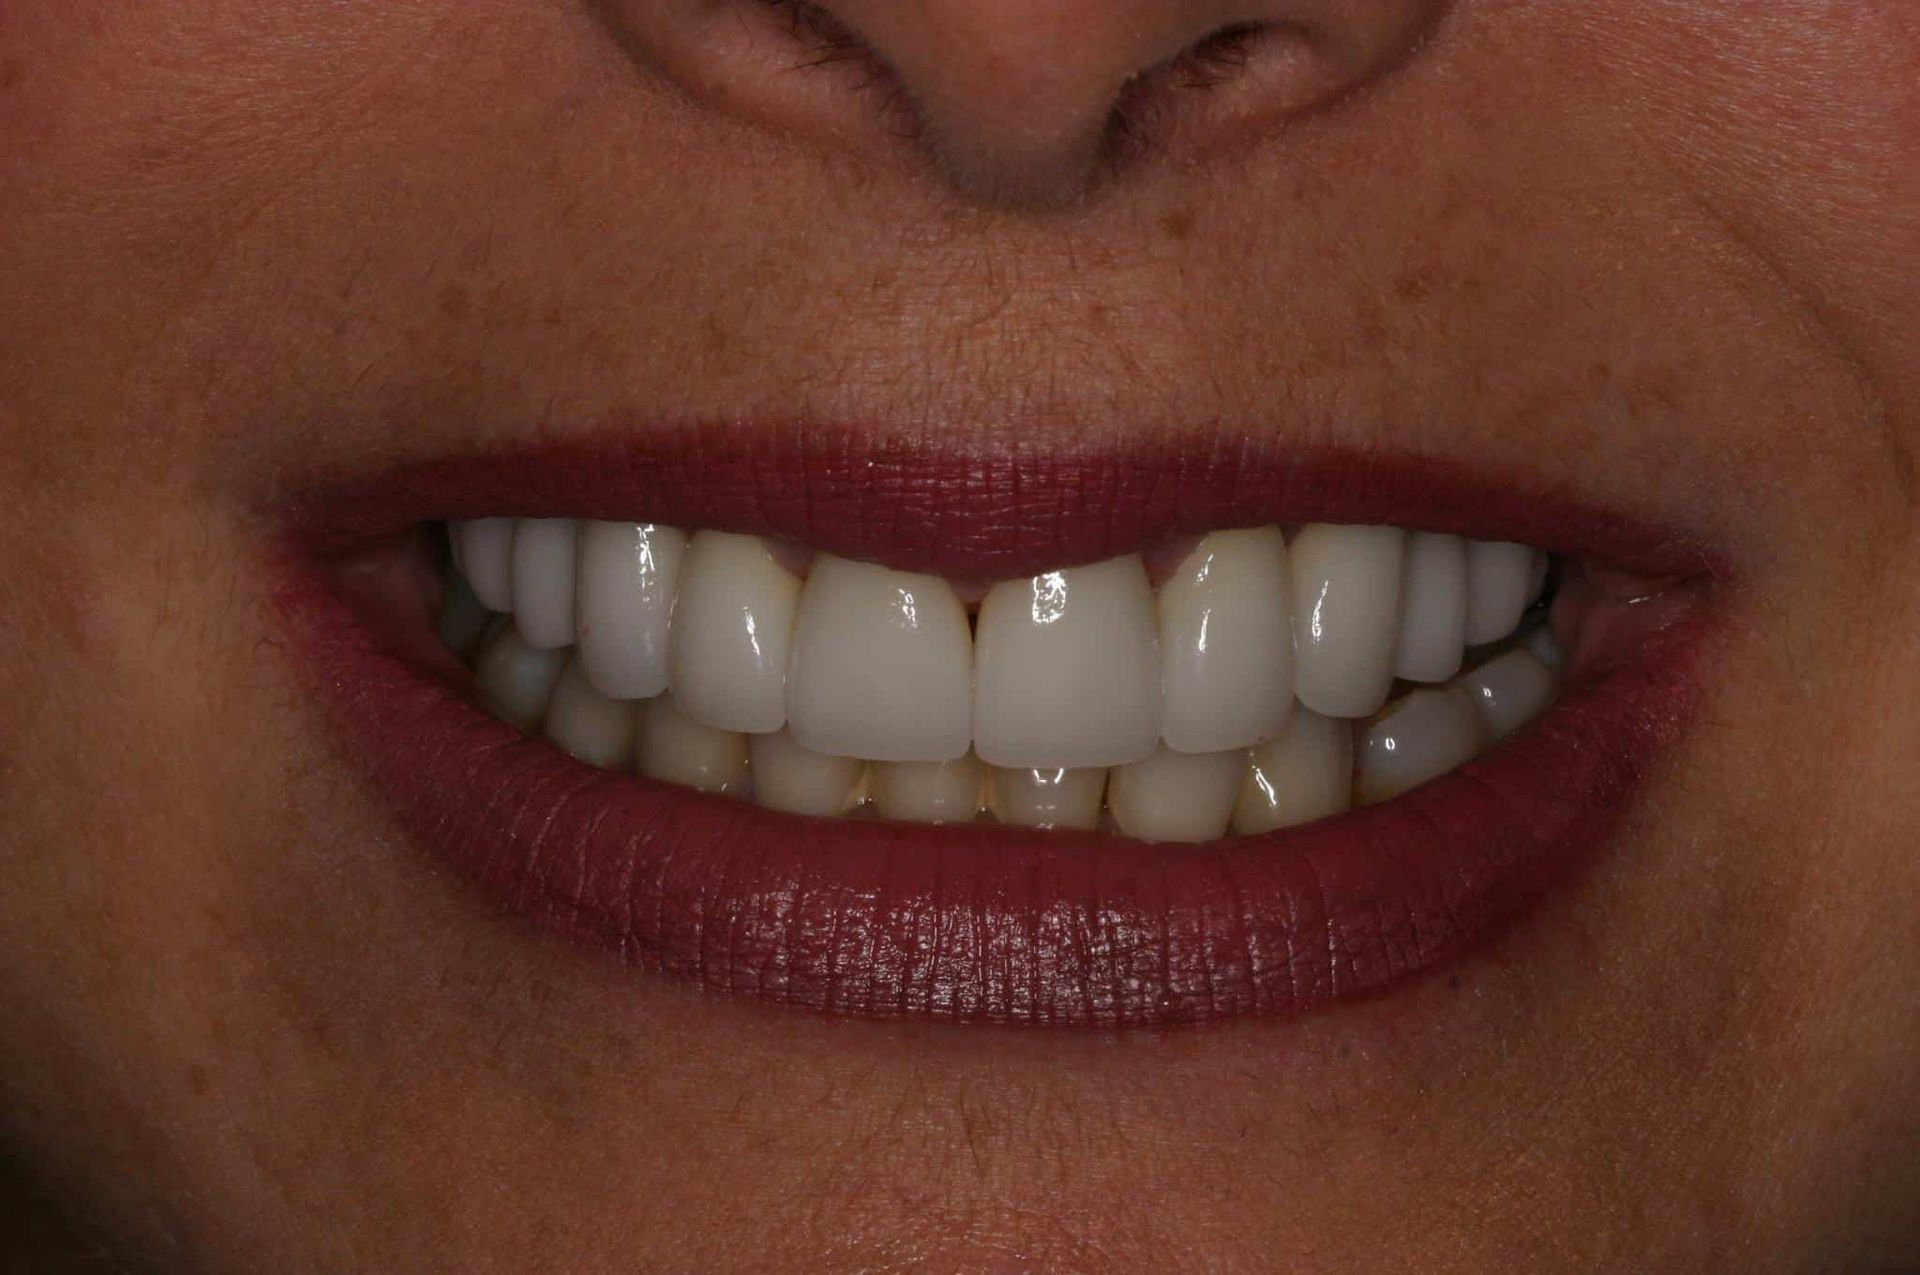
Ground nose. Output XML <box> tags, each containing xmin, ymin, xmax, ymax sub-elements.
<box><xmin>646</xmin><ymin>0</ymin><xmax>1447</xmax><ymax>207</ymax></box>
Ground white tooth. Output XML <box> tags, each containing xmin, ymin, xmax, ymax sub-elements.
<box><xmin>746</xmin><ymin>729</ymin><xmax>867</xmax><ymax>817</ymax></box>
<box><xmin>542</xmin><ymin>656</ymin><xmax>638</xmax><ymax>770</ymax></box>
<box><xmin>473</xmin><ymin>623</ymin><xmax>569</xmax><ymax>733</ymax></box>
<box><xmin>1108</xmin><ymin>746</ymin><xmax>1242</xmax><ymax>843</ymax></box>
<box><xmin>1289</xmin><ymin>524</ymin><xmax>1405</xmax><ymax>718</ymax></box>
<box><xmin>986</xmin><ymin>767</ymin><xmax>1107</xmax><ymax>831</ymax></box>
<box><xmin>786</xmin><ymin>555</ymin><xmax>972</xmax><ymax>762</ymax></box>
<box><xmin>456</xmin><ymin>518</ymin><xmax>517</xmax><ymax>613</ymax></box>
<box><xmin>1393</xmin><ymin>532</ymin><xmax>1468</xmax><ymax>683</ymax></box>
<box><xmin>1464</xmin><ymin>540</ymin><xmax>1536</xmax><ymax>646</ymax></box>
<box><xmin>1232</xmin><ymin>706</ymin><xmax>1353</xmax><ymax>834</ymax></box>
<box><xmin>1353</xmin><ymin>687</ymin><xmax>1488</xmax><ymax>806</ymax></box>
<box><xmin>1456</xmin><ymin>649</ymin><xmax>1557</xmax><ymax>741</ymax></box>
<box><xmin>437</xmin><ymin>572</ymin><xmax>493</xmax><ymax>659</ymax></box>
<box><xmin>575</xmin><ymin>522</ymin><xmax>687</xmax><ymax>700</ymax></box>
<box><xmin>973</xmin><ymin>556</ymin><xmax>1161</xmax><ymax>769</ymax></box>
<box><xmin>668</xmin><ymin>531</ymin><xmax>802</xmax><ymax>734</ymax></box>
<box><xmin>1157</xmin><ymin>527</ymin><xmax>1294</xmax><ymax>753</ymax></box>
<box><xmin>637</xmin><ymin>694</ymin><xmax>749</xmax><ymax>795</ymax></box>
<box><xmin>872</xmin><ymin>755</ymin><xmax>986</xmax><ymax>824</ymax></box>
<box><xmin>509</xmin><ymin>518</ymin><xmax>581</xmax><ymax>650</ymax></box>
<box><xmin>1523</xmin><ymin>623</ymin><xmax>1564</xmax><ymax>669</ymax></box>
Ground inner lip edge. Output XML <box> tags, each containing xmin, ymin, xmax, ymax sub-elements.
<box><xmin>274</xmin><ymin>426</ymin><xmax>1731</xmax><ymax>585</ymax></box>
<box><xmin>274</xmin><ymin>531</ymin><xmax>1723</xmax><ymax>1025</ymax></box>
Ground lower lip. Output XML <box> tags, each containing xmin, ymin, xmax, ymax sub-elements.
<box><xmin>275</xmin><ymin>538</ymin><xmax>1718</xmax><ymax>1029</ymax></box>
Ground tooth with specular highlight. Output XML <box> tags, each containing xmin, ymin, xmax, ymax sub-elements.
<box><xmin>575</xmin><ymin>521</ymin><xmax>687</xmax><ymax>700</ymax></box>
<box><xmin>473</xmin><ymin>623</ymin><xmax>569</xmax><ymax>733</ymax></box>
<box><xmin>437</xmin><ymin>572</ymin><xmax>492</xmax><ymax>660</ymax></box>
<box><xmin>1232</xmin><ymin>706</ymin><xmax>1353</xmax><ymax>834</ymax></box>
<box><xmin>637</xmin><ymin>694</ymin><xmax>749</xmax><ymax>795</ymax></box>
<box><xmin>1393</xmin><ymin>532</ymin><xmax>1468</xmax><ymax>683</ymax></box>
<box><xmin>973</xmin><ymin>556</ymin><xmax>1161</xmax><ymax>769</ymax></box>
<box><xmin>509</xmin><ymin>518</ymin><xmax>580</xmax><ymax>650</ymax></box>
<box><xmin>542</xmin><ymin>656</ymin><xmax>638</xmax><ymax>770</ymax></box>
<box><xmin>1108</xmin><ymin>745</ymin><xmax>1243</xmax><ymax>843</ymax></box>
<box><xmin>1456</xmin><ymin>649</ymin><xmax>1557</xmax><ymax>741</ymax></box>
<box><xmin>1354</xmin><ymin>687</ymin><xmax>1488</xmax><ymax>806</ymax></box>
<box><xmin>668</xmin><ymin>531</ymin><xmax>801</xmax><ymax>734</ymax></box>
<box><xmin>1157</xmin><ymin>527</ymin><xmax>1294</xmax><ymax>754</ymax></box>
<box><xmin>873</xmin><ymin>755</ymin><xmax>986</xmax><ymax>824</ymax></box>
<box><xmin>986</xmin><ymin>766</ymin><xmax>1107</xmax><ymax>831</ymax></box>
<box><xmin>1464</xmin><ymin>540</ymin><xmax>1536</xmax><ymax>646</ymax></box>
<box><xmin>786</xmin><ymin>555</ymin><xmax>972</xmax><ymax>762</ymax></box>
<box><xmin>1289</xmin><ymin>524</ymin><xmax>1405</xmax><ymax>719</ymax></box>
<box><xmin>455</xmin><ymin>518</ymin><xmax>517</xmax><ymax>613</ymax></box>
<box><xmin>748</xmin><ymin>730</ymin><xmax>867</xmax><ymax>817</ymax></box>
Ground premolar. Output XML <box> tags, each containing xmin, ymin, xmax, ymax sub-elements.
<box><xmin>1354</xmin><ymin>687</ymin><xmax>1487</xmax><ymax>806</ymax></box>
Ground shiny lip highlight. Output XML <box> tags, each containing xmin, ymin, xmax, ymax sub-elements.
<box><xmin>273</xmin><ymin>426</ymin><xmax>1726</xmax><ymax>1027</ymax></box>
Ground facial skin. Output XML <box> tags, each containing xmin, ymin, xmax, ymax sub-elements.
<box><xmin>0</xmin><ymin>0</ymin><xmax>1915</xmax><ymax>1268</ymax></box>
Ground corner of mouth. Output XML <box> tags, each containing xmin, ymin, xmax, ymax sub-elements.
<box><xmin>267</xmin><ymin>420</ymin><xmax>1733</xmax><ymax>1027</ymax></box>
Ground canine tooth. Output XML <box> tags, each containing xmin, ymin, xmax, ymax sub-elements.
<box><xmin>1289</xmin><ymin>524</ymin><xmax>1405</xmax><ymax>718</ymax></box>
<box><xmin>437</xmin><ymin>572</ymin><xmax>493</xmax><ymax>659</ymax></box>
<box><xmin>974</xmin><ymin>556</ymin><xmax>1161</xmax><ymax>769</ymax></box>
<box><xmin>1157</xmin><ymin>527</ymin><xmax>1294</xmax><ymax>753</ymax></box>
<box><xmin>1232</xmin><ymin>706</ymin><xmax>1353</xmax><ymax>834</ymax></box>
<box><xmin>473</xmin><ymin>623</ymin><xmax>569</xmax><ymax>733</ymax></box>
<box><xmin>786</xmin><ymin>555</ymin><xmax>972</xmax><ymax>762</ymax></box>
<box><xmin>575</xmin><ymin>521</ymin><xmax>687</xmax><ymax>700</ymax></box>
<box><xmin>872</xmin><ymin>755</ymin><xmax>986</xmax><ymax>823</ymax></box>
<box><xmin>1464</xmin><ymin>540</ymin><xmax>1535</xmax><ymax>646</ymax></box>
<box><xmin>542</xmin><ymin>656</ymin><xmax>638</xmax><ymax>770</ymax></box>
<box><xmin>510</xmin><ymin>518</ymin><xmax>581</xmax><ymax>650</ymax></box>
<box><xmin>1393</xmin><ymin>532</ymin><xmax>1468</xmax><ymax>683</ymax></box>
<box><xmin>637</xmin><ymin>694</ymin><xmax>749</xmax><ymax>795</ymax></box>
<box><xmin>1108</xmin><ymin>746</ymin><xmax>1242</xmax><ymax>843</ymax></box>
<box><xmin>986</xmin><ymin>766</ymin><xmax>1107</xmax><ymax>831</ymax></box>
<box><xmin>456</xmin><ymin>518</ymin><xmax>517</xmax><ymax>613</ymax></box>
<box><xmin>747</xmin><ymin>730</ymin><xmax>867</xmax><ymax>817</ymax></box>
<box><xmin>668</xmin><ymin>531</ymin><xmax>801</xmax><ymax>734</ymax></box>
<box><xmin>1354</xmin><ymin>688</ymin><xmax>1488</xmax><ymax>806</ymax></box>
<box><xmin>1456</xmin><ymin>649</ymin><xmax>1557</xmax><ymax>741</ymax></box>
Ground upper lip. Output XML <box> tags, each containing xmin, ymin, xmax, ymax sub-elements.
<box><xmin>286</xmin><ymin>420</ymin><xmax>1722</xmax><ymax>582</ymax></box>
<box><xmin>274</xmin><ymin>422</ymin><xmax>1726</xmax><ymax>1027</ymax></box>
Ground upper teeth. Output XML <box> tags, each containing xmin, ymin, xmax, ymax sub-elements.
<box><xmin>444</xmin><ymin>517</ymin><xmax>1558</xmax><ymax>840</ymax></box>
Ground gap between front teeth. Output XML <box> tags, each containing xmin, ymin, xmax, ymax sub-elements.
<box><xmin>440</xmin><ymin>518</ymin><xmax>1560</xmax><ymax>842</ymax></box>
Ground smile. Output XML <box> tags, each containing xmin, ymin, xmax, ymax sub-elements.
<box><xmin>276</xmin><ymin>424</ymin><xmax>1723</xmax><ymax>1026</ymax></box>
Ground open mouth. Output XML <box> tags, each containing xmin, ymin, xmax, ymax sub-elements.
<box><xmin>275</xmin><ymin>425</ymin><xmax>1722</xmax><ymax>1027</ymax></box>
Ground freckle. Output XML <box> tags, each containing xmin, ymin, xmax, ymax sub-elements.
<box><xmin>1392</xmin><ymin>269</ymin><xmax>1433</xmax><ymax>303</ymax></box>
<box><xmin>543</xmin><ymin>305</ymin><xmax>565</xmax><ymax>326</ymax></box>
<box><xmin>700</xmin><ymin>314</ymin><xmax>731</xmax><ymax>354</ymax></box>
<box><xmin>1587</xmin><ymin>359</ymin><xmax>1612</xmax><ymax>387</ymax></box>
<box><xmin>188</xmin><ymin>1065</ymin><xmax>210</xmax><ymax>1096</ymax></box>
<box><xmin>438</xmin><ymin>283</ymin><xmax>471</xmax><ymax>319</ymax></box>
<box><xmin>1160</xmin><ymin>208</ymin><xmax>1194</xmax><ymax>241</ymax></box>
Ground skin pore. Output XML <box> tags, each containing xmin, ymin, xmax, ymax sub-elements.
<box><xmin>0</xmin><ymin>0</ymin><xmax>1915</xmax><ymax>1268</ymax></box>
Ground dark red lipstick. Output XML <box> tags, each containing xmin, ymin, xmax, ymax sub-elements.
<box><xmin>275</xmin><ymin>424</ymin><xmax>1723</xmax><ymax>1027</ymax></box>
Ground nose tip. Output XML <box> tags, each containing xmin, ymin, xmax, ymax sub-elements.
<box><xmin>760</xmin><ymin>0</ymin><xmax>1447</xmax><ymax>207</ymax></box>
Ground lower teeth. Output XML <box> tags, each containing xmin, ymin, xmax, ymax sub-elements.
<box><xmin>439</xmin><ymin>519</ymin><xmax>1564</xmax><ymax>842</ymax></box>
